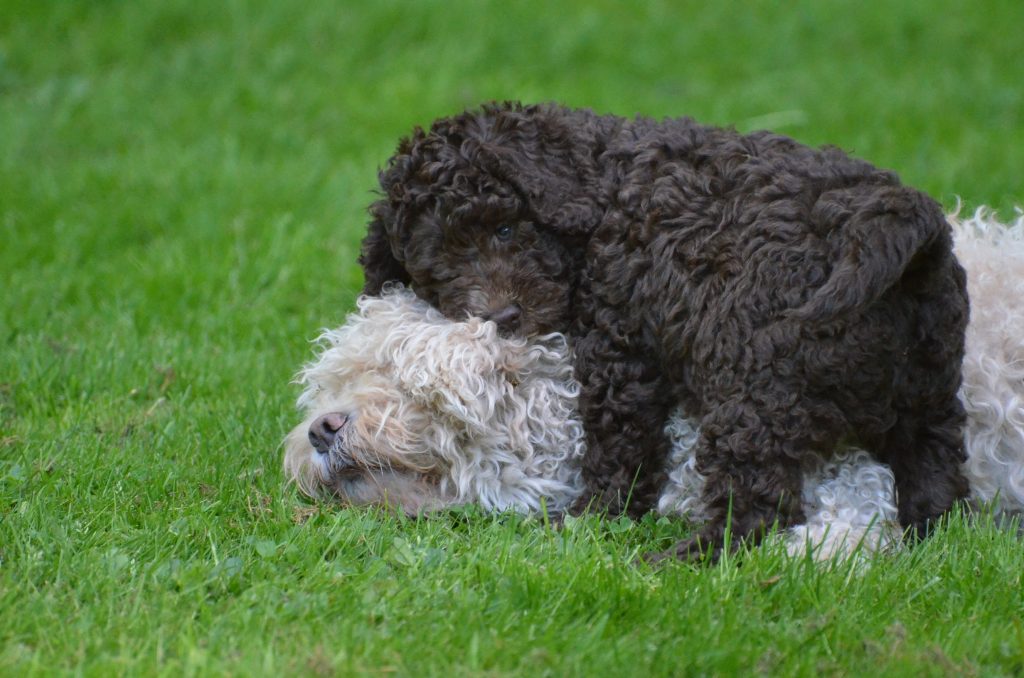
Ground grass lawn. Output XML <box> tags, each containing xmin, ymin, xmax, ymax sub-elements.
<box><xmin>2</xmin><ymin>0</ymin><xmax>1023</xmax><ymax>674</ymax></box>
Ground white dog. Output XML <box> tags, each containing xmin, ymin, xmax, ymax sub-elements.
<box><xmin>284</xmin><ymin>209</ymin><xmax>1024</xmax><ymax>559</ymax></box>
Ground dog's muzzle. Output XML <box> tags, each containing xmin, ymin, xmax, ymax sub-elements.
<box><xmin>482</xmin><ymin>303</ymin><xmax>523</xmax><ymax>336</ymax></box>
<box><xmin>308</xmin><ymin>412</ymin><xmax>349</xmax><ymax>455</ymax></box>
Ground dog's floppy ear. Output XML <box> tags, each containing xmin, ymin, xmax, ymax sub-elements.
<box><xmin>475</xmin><ymin>105</ymin><xmax>605</xmax><ymax>239</ymax></box>
<box><xmin>359</xmin><ymin>205</ymin><xmax>410</xmax><ymax>296</ymax></box>
<box><xmin>478</xmin><ymin>144</ymin><xmax>603</xmax><ymax>240</ymax></box>
<box><xmin>359</xmin><ymin>130</ymin><xmax>431</xmax><ymax>296</ymax></box>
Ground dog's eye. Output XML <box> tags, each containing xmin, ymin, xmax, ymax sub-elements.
<box><xmin>495</xmin><ymin>224</ymin><xmax>514</xmax><ymax>241</ymax></box>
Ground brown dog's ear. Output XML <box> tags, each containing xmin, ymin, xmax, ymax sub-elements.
<box><xmin>359</xmin><ymin>130</ymin><xmax>431</xmax><ymax>296</ymax></box>
<box><xmin>475</xmin><ymin>104</ymin><xmax>606</xmax><ymax>239</ymax></box>
<box><xmin>490</xmin><ymin>150</ymin><xmax>603</xmax><ymax>238</ymax></box>
<box><xmin>358</xmin><ymin>205</ymin><xmax>410</xmax><ymax>296</ymax></box>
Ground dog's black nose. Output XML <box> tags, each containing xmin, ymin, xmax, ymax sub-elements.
<box><xmin>484</xmin><ymin>304</ymin><xmax>522</xmax><ymax>334</ymax></box>
<box><xmin>308</xmin><ymin>412</ymin><xmax>348</xmax><ymax>454</ymax></box>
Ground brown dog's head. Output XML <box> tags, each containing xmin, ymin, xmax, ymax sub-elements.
<box><xmin>359</xmin><ymin>102</ymin><xmax>610</xmax><ymax>336</ymax></box>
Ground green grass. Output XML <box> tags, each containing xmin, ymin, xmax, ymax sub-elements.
<box><xmin>2</xmin><ymin>0</ymin><xmax>1023</xmax><ymax>674</ymax></box>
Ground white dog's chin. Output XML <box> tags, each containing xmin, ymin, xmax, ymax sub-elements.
<box><xmin>284</xmin><ymin>419</ymin><xmax>451</xmax><ymax>513</ymax></box>
<box><xmin>324</xmin><ymin>468</ymin><xmax>447</xmax><ymax>513</ymax></box>
<box><xmin>284</xmin><ymin>208</ymin><xmax>1024</xmax><ymax>561</ymax></box>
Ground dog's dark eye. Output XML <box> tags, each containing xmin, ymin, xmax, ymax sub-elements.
<box><xmin>495</xmin><ymin>224</ymin><xmax>514</xmax><ymax>241</ymax></box>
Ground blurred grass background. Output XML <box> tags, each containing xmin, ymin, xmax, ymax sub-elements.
<box><xmin>1</xmin><ymin>1</ymin><xmax>1022</xmax><ymax>675</ymax></box>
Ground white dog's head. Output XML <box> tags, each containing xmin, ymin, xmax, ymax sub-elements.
<box><xmin>283</xmin><ymin>286</ymin><xmax>585</xmax><ymax>513</ymax></box>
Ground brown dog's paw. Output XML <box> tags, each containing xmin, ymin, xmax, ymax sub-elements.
<box><xmin>567</xmin><ymin>493</ymin><xmax>594</xmax><ymax>517</ymax></box>
<box><xmin>643</xmin><ymin>533</ymin><xmax>725</xmax><ymax>566</ymax></box>
<box><xmin>567</xmin><ymin>488</ymin><xmax>627</xmax><ymax>517</ymax></box>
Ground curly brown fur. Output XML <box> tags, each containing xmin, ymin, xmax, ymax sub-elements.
<box><xmin>359</xmin><ymin>102</ymin><xmax>970</xmax><ymax>560</ymax></box>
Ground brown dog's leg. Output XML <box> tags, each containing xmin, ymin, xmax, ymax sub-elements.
<box><xmin>648</xmin><ymin>391</ymin><xmax>820</xmax><ymax>563</ymax></box>
<box><xmin>570</xmin><ymin>328</ymin><xmax>675</xmax><ymax>517</ymax></box>
<box><xmin>878</xmin><ymin>395</ymin><xmax>969</xmax><ymax>539</ymax></box>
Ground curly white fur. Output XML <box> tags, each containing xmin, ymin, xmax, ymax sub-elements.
<box><xmin>952</xmin><ymin>207</ymin><xmax>1024</xmax><ymax>512</ymax></box>
<box><xmin>283</xmin><ymin>288</ymin><xmax>585</xmax><ymax>513</ymax></box>
<box><xmin>284</xmin><ymin>209</ymin><xmax>1024</xmax><ymax>560</ymax></box>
